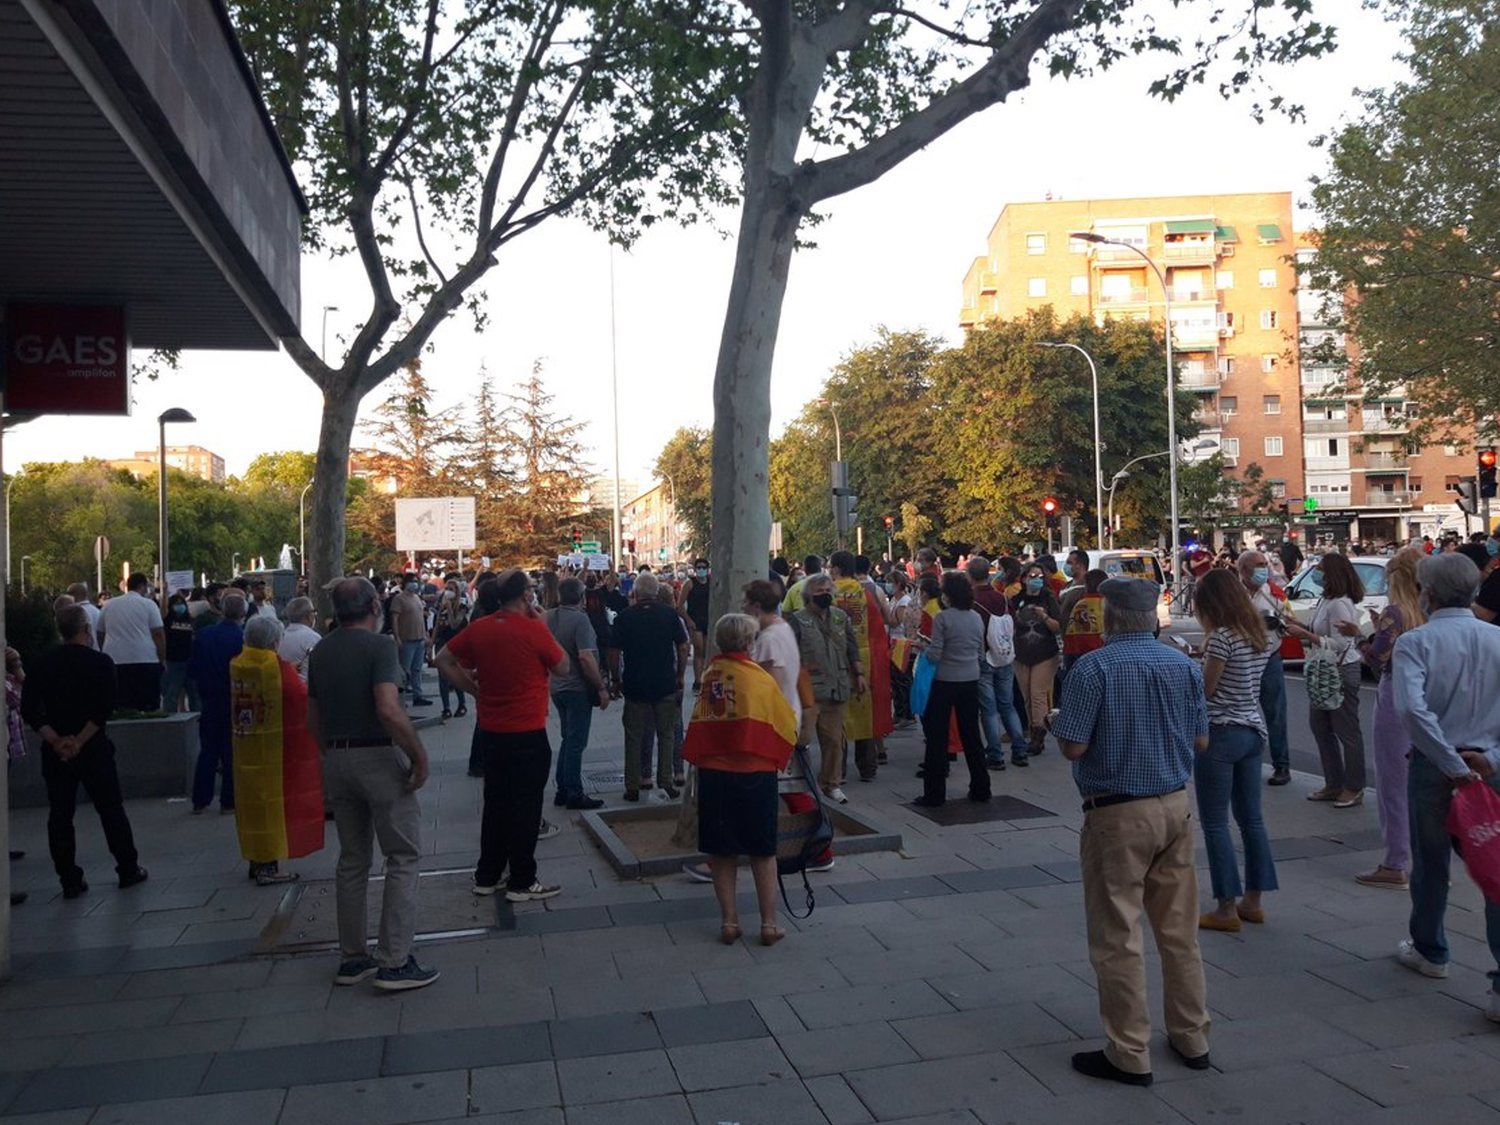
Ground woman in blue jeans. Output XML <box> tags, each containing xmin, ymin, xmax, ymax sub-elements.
<box><xmin>1192</xmin><ymin>570</ymin><xmax>1277</xmax><ymax>933</ymax></box>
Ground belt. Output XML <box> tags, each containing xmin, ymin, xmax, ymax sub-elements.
<box><xmin>324</xmin><ymin>738</ymin><xmax>393</xmax><ymax>750</ymax></box>
<box><xmin>1082</xmin><ymin>785</ymin><xmax>1185</xmax><ymax>812</ymax></box>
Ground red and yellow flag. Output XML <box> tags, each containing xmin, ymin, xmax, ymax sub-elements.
<box><xmin>231</xmin><ymin>647</ymin><xmax>324</xmax><ymax>863</ymax></box>
<box><xmin>683</xmin><ymin>653</ymin><xmax>797</xmax><ymax>774</ymax></box>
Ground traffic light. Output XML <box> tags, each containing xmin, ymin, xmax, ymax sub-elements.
<box><xmin>626</xmin><ymin>537</ymin><xmax>636</xmax><ymax>553</ymax></box>
<box><xmin>1479</xmin><ymin>447</ymin><xmax>1497</xmax><ymax>499</ymax></box>
<box><xmin>883</xmin><ymin>515</ymin><xmax>894</xmax><ymax>531</ymax></box>
<box><xmin>570</xmin><ymin>525</ymin><xmax>581</xmax><ymax>549</ymax></box>
<box><xmin>1455</xmin><ymin>477</ymin><xmax>1479</xmax><ymax>516</ymax></box>
<box><xmin>1041</xmin><ymin>496</ymin><xmax>1059</xmax><ymax>530</ymax></box>
<box><xmin>830</xmin><ymin>460</ymin><xmax>857</xmax><ymax>539</ymax></box>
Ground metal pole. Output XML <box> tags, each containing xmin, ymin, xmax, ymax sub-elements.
<box><xmin>831</xmin><ymin>406</ymin><xmax>842</xmax><ymax>463</ymax></box>
<box><xmin>609</xmin><ymin>247</ymin><xmax>623</xmax><ymax>571</ymax></box>
<box><xmin>299</xmin><ymin>480</ymin><xmax>314</xmax><ymax>577</ymax></box>
<box><xmin>1126</xmin><ymin>246</ymin><xmax>1181</xmax><ymax>608</ymax></box>
<box><xmin>3</xmin><ymin>478</ymin><xmax>9</xmax><ymax>589</ymax></box>
<box><xmin>1038</xmin><ymin>343</ymin><xmax>1104</xmax><ymax>545</ymax></box>
<box><xmin>19</xmin><ymin>558</ymin><xmax>25</xmax><ymax>596</ymax></box>
<box><xmin>157</xmin><ymin>417</ymin><xmax>168</xmax><ymax>615</ymax></box>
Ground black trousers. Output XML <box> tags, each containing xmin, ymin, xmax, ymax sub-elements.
<box><xmin>920</xmin><ymin>678</ymin><xmax>990</xmax><ymax>805</ymax></box>
<box><xmin>115</xmin><ymin>663</ymin><xmax>162</xmax><ymax>712</ymax></box>
<box><xmin>475</xmin><ymin>728</ymin><xmax>552</xmax><ymax>891</ymax></box>
<box><xmin>42</xmin><ymin>738</ymin><xmax>139</xmax><ymax>888</ymax></box>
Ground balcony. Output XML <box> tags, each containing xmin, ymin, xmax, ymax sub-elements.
<box><xmin>1192</xmin><ymin>409</ymin><xmax>1224</xmax><ymax>430</ymax></box>
<box><xmin>1162</xmin><ymin>241</ymin><xmax>1217</xmax><ymax>265</ymax></box>
<box><xmin>1178</xmin><ymin>369</ymin><xmax>1221</xmax><ymax>391</ymax></box>
<box><xmin>1169</xmin><ymin>287</ymin><xmax>1216</xmax><ymax>303</ymax></box>
<box><xmin>1303</xmin><ymin>417</ymin><xmax>1351</xmax><ymax>434</ymax></box>
<box><xmin>1095</xmin><ymin>245</ymin><xmax>1148</xmax><ymax>263</ymax></box>
<box><xmin>1363</xmin><ymin>491</ymin><xmax>1412</xmax><ymax>508</ymax></box>
<box><xmin>979</xmin><ymin>271</ymin><xmax>999</xmax><ymax>294</ymax></box>
<box><xmin>959</xmin><ymin>306</ymin><xmax>979</xmax><ymax>327</ymax></box>
<box><xmin>1173</xmin><ymin>332</ymin><xmax>1220</xmax><ymax>351</ymax></box>
<box><xmin>1364</xmin><ymin>452</ymin><xmax>1408</xmax><ymax>470</ymax></box>
<box><xmin>1362</xmin><ymin>414</ymin><xmax>1410</xmax><ymax>434</ymax></box>
<box><xmin>1097</xmin><ymin>288</ymin><xmax>1150</xmax><ymax>306</ymax></box>
<box><xmin>1301</xmin><ymin>370</ymin><xmax>1342</xmax><ymax>390</ymax></box>
<box><xmin>1306</xmin><ymin>456</ymin><xmax>1352</xmax><ymax>472</ymax></box>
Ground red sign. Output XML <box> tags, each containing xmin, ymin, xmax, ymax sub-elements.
<box><xmin>4</xmin><ymin>303</ymin><xmax>129</xmax><ymax>415</ymax></box>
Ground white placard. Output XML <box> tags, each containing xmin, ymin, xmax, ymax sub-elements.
<box><xmin>395</xmin><ymin>496</ymin><xmax>477</xmax><ymax>551</ymax></box>
<box><xmin>166</xmin><ymin>570</ymin><xmax>194</xmax><ymax>595</ymax></box>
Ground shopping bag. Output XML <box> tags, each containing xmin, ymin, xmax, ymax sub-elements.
<box><xmin>776</xmin><ymin>745</ymin><xmax>834</xmax><ymax>918</ymax></box>
<box><xmin>1447</xmin><ymin>780</ymin><xmax>1500</xmax><ymax>904</ymax></box>
<box><xmin>909</xmin><ymin>654</ymin><xmax>936</xmax><ymax>718</ymax></box>
<box><xmin>1304</xmin><ymin>644</ymin><xmax>1344</xmax><ymax>711</ymax></box>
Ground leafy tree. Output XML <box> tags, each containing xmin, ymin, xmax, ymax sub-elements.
<box><xmin>653</xmin><ymin>427</ymin><xmax>713</xmax><ymax>557</ymax></box>
<box><xmin>1175</xmin><ymin>453</ymin><xmax>1240</xmax><ymax>537</ymax></box>
<box><xmin>1305</xmin><ymin>0</ymin><xmax>1499</xmax><ymax>439</ymax></box>
<box><xmin>230</xmin><ymin>0</ymin><xmax>739</xmax><ymax>614</ymax></box>
<box><xmin>898</xmin><ymin>500</ymin><xmax>933</xmax><ymax>560</ymax></box>
<box><xmin>505</xmin><ymin>363</ymin><xmax>595</xmax><ymax>566</ymax></box>
<box><xmin>9</xmin><ymin>462</ymin><xmax>156</xmax><ymax>592</ymax></box>
<box><xmin>697</xmin><ymin>0</ymin><xmax>1338</xmax><ymax>622</ymax></box>
<box><xmin>930</xmin><ymin>310</ymin><xmax>1199</xmax><ymax>547</ymax></box>
<box><xmin>240</xmin><ymin>451</ymin><xmax>317</xmax><ymax>495</ymax></box>
<box><xmin>358</xmin><ymin>357</ymin><xmax>464</xmax><ymax>496</ymax></box>
<box><xmin>768</xmin><ymin>420</ymin><xmax>833</xmax><ymax>561</ymax></box>
<box><xmin>452</xmin><ymin>365</ymin><xmax>517</xmax><ymax>556</ymax></box>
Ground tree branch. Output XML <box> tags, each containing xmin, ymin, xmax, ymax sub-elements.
<box><xmin>399</xmin><ymin>164</ymin><xmax>450</xmax><ymax>287</ymax></box>
<box><xmin>811</xmin><ymin>0</ymin><xmax>883</xmax><ymax>54</ymax></box>
<box><xmin>879</xmin><ymin>5</ymin><xmax>992</xmax><ymax>49</ymax></box>
<box><xmin>804</xmin><ymin>0</ymin><xmax>1086</xmax><ymax>204</ymax></box>
<box><xmin>371</xmin><ymin>0</ymin><xmax>441</xmax><ymax>178</ymax></box>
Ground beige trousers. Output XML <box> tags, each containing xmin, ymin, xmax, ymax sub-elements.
<box><xmin>800</xmin><ymin>700</ymin><xmax>847</xmax><ymax>794</ymax></box>
<box><xmin>1079</xmin><ymin>788</ymin><xmax>1210</xmax><ymax>1074</ymax></box>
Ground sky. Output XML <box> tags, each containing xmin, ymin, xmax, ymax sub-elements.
<box><xmin>6</xmin><ymin>0</ymin><xmax>1408</xmax><ymax>499</ymax></box>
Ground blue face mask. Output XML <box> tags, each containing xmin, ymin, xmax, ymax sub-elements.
<box><xmin>1488</xmin><ymin>538</ymin><xmax>1499</xmax><ymax>559</ymax></box>
<box><xmin>1250</xmin><ymin>567</ymin><xmax>1269</xmax><ymax>587</ymax></box>
<box><xmin>1026</xmin><ymin>577</ymin><xmax>1044</xmax><ymax>592</ymax></box>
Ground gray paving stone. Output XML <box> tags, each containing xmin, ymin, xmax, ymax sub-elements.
<box><xmin>1034</xmin><ymin>860</ymin><xmax>1082</xmax><ymax>883</ymax></box>
<box><xmin>0</xmin><ymin>997</ymin><xmax>181</xmax><ymax>1040</ymax></box>
<box><xmin>169</xmin><ymin>983</ymin><xmax>329</xmax><ymax>1024</ymax></box>
<box><xmin>1194</xmin><ymin>967</ymin><xmax>1362</xmax><ymax>1020</ymax></box>
<box><xmin>1271</xmin><ymin>835</ymin><xmax>1351</xmax><ymax>860</ymax></box>
<box><xmin>8</xmin><ymin>1053</ymin><xmax>212</xmax><ymax>1115</ymax></box>
<box><xmin>549</xmin><ymin>1011</ymin><xmax>661</xmax><ymax>1060</ymax></box>
<box><xmin>1205</xmin><ymin>1011</ymin><xmax>1370</xmax><ymax>1072</ymax></box>
<box><xmin>467</xmin><ymin>1060</ymin><xmax>561</xmax><ymax>1113</ymax></box>
<box><xmin>686</xmin><ymin>1077</ymin><xmax>827</xmax><ymax>1125</ymax></box>
<box><xmin>516</xmin><ymin>906</ymin><xmax>615</xmax><ymax>936</ymax></box>
<box><xmin>278</xmin><ymin>1070</ymin><xmax>471</xmax><ymax>1125</ymax></box>
<box><xmin>1319</xmin><ymin>991</ymin><xmax>1486</xmax><ymax>1049</ymax></box>
<box><xmin>751</xmin><ymin>996</ymin><xmax>805</xmax><ymax>1037</ymax></box>
<box><xmin>0</xmin><ymin>976</ymin><xmax>129</xmax><ymax>1011</ymax></box>
<box><xmin>0</xmin><ymin>1036</ymin><xmax>79</xmax><ymax>1075</ymax></box>
<box><xmin>977</xmin><ymin>1088</ymin><xmax>1191</xmax><ymax>1125</ymax></box>
<box><xmin>833</xmin><ymin>876</ymin><xmax>956</xmax><ymax>905</ymax></box>
<box><xmin>928</xmin><ymin>965</ymin><xmax>1095</xmax><ymax>1010</ymax></box>
<box><xmin>556</xmin><ymin>1048</ymin><xmax>681</xmax><ymax>1105</ymax></box>
<box><xmin>395</xmin><ymin>986</ymin><xmax>556</xmax><ymax>1033</ymax></box>
<box><xmin>1320</xmin><ymin>1095</ymin><xmax>1500</xmax><ymax>1125</ymax></box>
<box><xmin>845</xmin><ymin>1050</ymin><xmax>1051</xmax><ymax>1121</ymax></box>
<box><xmin>652</xmin><ymin>999</ymin><xmax>767</xmax><ymax>1048</ymax></box>
<box><xmin>1311</xmin><ymin>957</ymin><xmax>1493</xmax><ymax>1001</ymax></box>
<box><xmin>201</xmin><ymin>1036</ymin><xmax>385</xmax><ymax>1094</ymax></box>
<box><xmin>694</xmin><ymin>958</ymin><xmax>850</xmax><ymax>1004</ymax></box>
<box><xmin>87</xmin><ymin>1089</ymin><xmax>285</xmax><ymax>1125</ymax></box>
<box><xmin>778</xmin><ymin>1021</ymin><xmax>920</xmax><ymax>1078</ymax></box>
<box><xmin>789</xmin><ymin>980</ymin><xmax>953</xmax><ymax>1029</ymax></box>
<box><xmin>605</xmin><ymin>897</ymin><xmax>719</xmax><ymax>928</ymax></box>
<box><xmin>70</xmin><ymin>1017</ymin><xmax>243</xmax><ymax>1064</ymax></box>
<box><xmin>831</xmin><ymin>944</ymin><xmax>985</xmax><ymax>986</ymax></box>
<box><xmin>667</xmin><ymin>1036</ymin><xmax>793</xmax><ymax>1092</ymax></box>
<box><xmin>851</xmin><ymin>1115</ymin><xmax>981</xmax><ymax>1125</ymax></box>
<box><xmin>1311</xmin><ymin>1039</ymin><xmax>1500</xmax><ymax>1106</ymax></box>
<box><xmin>804</xmin><ymin>1074</ymin><xmax>873</xmax><ymax>1125</ymax></box>
<box><xmin>1155</xmin><ymin>1062</ymin><xmax>1380</xmax><ymax>1123</ymax></box>
<box><xmin>1197</xmin><ymin>930</ymin><xmax>1364</xmax><ymax>979</ymax></box>
<box><xmin>383</xmin><ymin>1022</ymin><xmax>552</xmax><ymax>1075</ymax></box>
<box><xmin>891</xmin><ymin>1002</ymin><xmax>1077</xmax><ymax>1059</ymax></box>
<box><xmin>233</xmin><ymin>1004</ymin><xmax>402</xmax><ymax>1049</ymax></box>
<box><xmin>563</xmin><ymin>1092</ymin><xmax>693</xmax><ymax>1125</ymax></box>
<box><xmin>552</xmin><ymin>970</ymin><xmax>705</xmax><ymax>1020</ymax></box>
<box><xmin>423</xmin><ymin>1112</ymin><xmax>563</xmax><ymax>1125</ymax></box>
<box><xmin>864</xmin><ymin>915</ymin><xmax>1004</xmax><ymax>951</ymax></box>
<box><xmin>0</xmin><ymin>1110</ymin><xmax>93</xmax><ymax>1125</ymax></box>
<box><xmin>935</xmin><ymin>867</ymin><xmax>1063</xmax><ymax>894</ymax></box>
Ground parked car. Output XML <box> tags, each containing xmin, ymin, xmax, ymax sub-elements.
<box><xmin>1065</xmin><ymin>549</ymin><xmax>1171</xmax><ymax>629</ymax></box>
<box><xmin>1278</xmin><ymin>554</ymin><xmax>1390</xmax><ymax>664</ymax></box>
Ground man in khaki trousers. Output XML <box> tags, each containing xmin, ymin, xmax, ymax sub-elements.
<box><xmin>789</xmin><ymin>573</ymin><xmax>865</xmax><ymax>805</ymax></box>
<box><xmin>1053</xmin><ymin>578</ymin><xmax>1212</xmax><ymax>1086</ymax></box>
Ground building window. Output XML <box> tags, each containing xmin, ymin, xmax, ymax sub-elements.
<box><xmin>1260</xmin><ymin>310</ymin><xmax>1279</xmax><ymax>330</ymax></box>
<box><xmin>1028</xmin><ymin>277</ymin><xmax>1046</xmax><ymax>298</ymax></box>
<box><xmin>1258</xmin><ymin>268</ymin><xmax>1277</xmax><ymax>288</ymax></box>
<box><xmin>1220</xmin><ymin>396</ymin><xmax>1238</xmax><ymax>415</ymax></box>
<box><xmin>1443</xmin><ymin>444</ymin><xmax>1459</xmax><ymax>456</ymax></box>
<box><xmin>1409</xmin><ymin>477</ymin><xmax>1422</xmax><ymax>492</ymax></box>
<box><xmin>1218</xmin><ymin>356</ymin><xmax>1235</xmax><ymax>377</ymax></box>
<box><xmin>1270</xmin><ymin>479</ymin><xmax>1287</xmax><ymax>499</ymax></box>
<box><xmin>1328</xmin><ymin>438</ymin><xmax>1341</xmax><ymax>456</ymax></box>
<box><xmin>1265</xmin><ymin>436</ymin><xmax>1284</xmax><ymax>457</ymax></box>
<box><xmin>1070</xmin><ymin>275</ymin><xmax>1088</xmax><ymax>296</ymax></box>
<box><xmin>1261</xmin><ymin>354</ymin><xmax>1277</xmax><ymax>372</ymax></box>
<box><xmin>1216</xmin><ymin>270</ymin><xmax>1234</xmax><ymax>290</ymax></box>
<box><xmin>1222</xmin><ymin>438</ymin><xmax>1241</xmax><ymax>458</ymax></box>
<box><xmin>1263</xmin><ymin>394</ymin><xmax>1281</xmax><ymax>415</ymax></box>
<box><xmin>1068</xmin><ymin>235</ymin><xmax>1091</xmax><ymax>254</ymax></box>
<box><xmin>1445</xmin><ymin>474</ymin><xmax>1462</xmax><ymax>489</ymax></box>
<box><xmin>1026</xmin><ymin>233</ymin><xmax>1047</xmax><ymax>255</ymax></box>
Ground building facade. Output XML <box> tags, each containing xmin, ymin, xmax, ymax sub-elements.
<box><xmin>959</xmin><ymin>192</ymin><xmax>1475</xmax><ymax>547</ymax></box>
<box><xmin>621</xmin><ymin>481</ymin><xmax>685</xmax><ymax>568</ymax></box>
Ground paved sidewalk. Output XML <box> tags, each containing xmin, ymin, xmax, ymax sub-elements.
<box><xmin>1</xmin><ymin>673</ymin><xmax>1497</xmax><ymax>1124</ymax></box>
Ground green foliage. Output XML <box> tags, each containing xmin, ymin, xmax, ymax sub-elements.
<box><xmin>5</xmin><ymin>588</ymin><xmax>61</xmax><ymax>670</ymax></box>
<box><xmin>1305</xmin><ymin>0</ymin><xmax>1500</xmax><ymax>439</ymax></box>
<box><xmin>654</xmin><ymin>428</ymin><xmax>713</xmax><ymax>556</ymax></box>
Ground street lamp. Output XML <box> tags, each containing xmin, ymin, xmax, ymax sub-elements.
<box><xmin>321</xmin><ymin>305</ymin><xmax>339</xmax><ymax>363</ymax></box>
<box><xmin>817</xmin><ymin>399</ymin><xmax>844</xmax><ymax>461</ymax></box>
<box><xmin>231</xmin><ymin>552</ymin><xmax>241</xmax><ymax>577</ymax></box>
<box><xmin>1036</xmin><ymin>341</ymin><xmax>1104</xmax><ymax>545</ymax></box>
<box><xmin>1071</xmin><ymin>230</ymin><xmax>1182</xmax><ymax>596</ymax></box>
<box><xmin>157</xmin><ymin>408</ymin><xmax>196</xmax><ymax>613</ymax></box>
<box><xmin>299</xmin><ymin>479</ymin><xmax>315</xmax><ymax>577</ymax></box>
<box><xmin>19</xmin><ymin>555</ymin><xmax>30</xmax><ymax>596</ymax></box>
<box><xmin>1105</xmin><ymin>441</ymin><xmax>1217</xmax><ymax>548</ymax></box>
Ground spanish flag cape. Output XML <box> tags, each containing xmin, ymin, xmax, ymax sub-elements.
<box><xmin>230</xmin><ymin>647</ymin><xmax>325</xmax><ymax>863</ymax></box>
<box><xmin>833</xmin><ymin>578</ymin><xmax>894</xmax><ymax>742</ymax></box>
<box><xmin>682</xmin><ymin>653</ymin><xmax>797</xmax><ymax>773</ymax></box>
<box><xmin>1063</xmin><ymin>592</ymin><xmax>1106</xmax><ymax>657</ymax></box>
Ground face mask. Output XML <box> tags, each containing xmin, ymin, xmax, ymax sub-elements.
<box><xmin>1488</xmin><ymin>539</ymin><xmax>1499</xmax><ymax>559</ymax></box>
<box><xmin>1026</xmin><ymin>577</ymin><xmax>1044</xmax><ymax>592</ymax></box>
<box><xmin>172</xmin><ymin>605</ymin><xmax>188</xmax><ymax>616</ymax></box>
<box><xmin>1250</xmin><ymin>568</ymin><xmax>1269</xmax><ymax>587</ymax></box>
<box><xmin>696</xmin><ymin>569</ymin><xmax>708</xmax><ymax>579</ymax></box>
<box><xmin>811</xmin><ymin>593</ymin><xmax>834</xmax><ymax>609</ymax></box>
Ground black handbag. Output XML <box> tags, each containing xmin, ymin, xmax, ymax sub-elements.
<box><xmin>775</xmin><ymin>743</ymin><xmax>835</xmax><ymax>919</ymax></box>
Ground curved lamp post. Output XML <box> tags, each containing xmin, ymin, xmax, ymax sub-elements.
<box><xmin>1036</xmin><ymin>341</ymin><xmax>1104</xmax><ymax>545</ymax></box>
<box><xmin>157</xmin><ymin>408</ymin><xmax>196</xmax><ymax>612</ymax></box>
<box><xmin>1106</xmin><ymin>441</ymin><xmax>1217</xmax><ymax>548</ymax></box>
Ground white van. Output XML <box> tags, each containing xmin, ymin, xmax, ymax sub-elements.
<box><xmin>1062</xmin><ymin>549</ymin><xmax>1171</xmax><ymax>628</ymax></box>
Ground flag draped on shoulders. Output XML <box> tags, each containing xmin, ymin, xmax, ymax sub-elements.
<box><xmin>683</xmin><ymin>653</ymin><xmax>796</xmax><ymax>773</ymax></box>
<box><xmin>834</xmin><ymin>578</ymin><xmax>893</xmax><ymax>741</ymax></box>
<box><xmin>230</xmin><ymin>647</ymin><xmax>324</xmax><ymax>863</ymax></box>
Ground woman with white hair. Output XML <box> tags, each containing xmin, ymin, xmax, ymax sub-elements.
<box><xmin>230</xmin><ymin>614</ymin><xmax>325</xmax><ymax>885</ymax></box>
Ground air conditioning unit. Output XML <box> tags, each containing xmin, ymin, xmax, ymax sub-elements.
<box><xmin>1220</xmin><ymin>244</ymin><xmax>1235</xmax><ymax>257</ymax></box>
<box><xmin>1219</xmin><ymin>326</ymin><xmax>1235</xmax><ymax>337</ymax></box>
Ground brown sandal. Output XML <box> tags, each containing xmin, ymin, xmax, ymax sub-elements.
<box><xmin>719</xmin><ymin>923</ymin><xmax>742</xmax><ymax>945</ymax></box>
<box><xmin>759</xmin><ymin>924</ymin><xmax>786</xmax><ymax>947</ymax></box>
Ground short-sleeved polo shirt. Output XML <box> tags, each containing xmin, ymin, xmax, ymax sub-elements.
<box><xmin>445</xmin><ymin>610</ymin><xmax>565</xmax><ymax>732</ymax></box>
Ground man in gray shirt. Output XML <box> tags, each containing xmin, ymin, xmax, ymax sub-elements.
<box><xmin>546</xmin><ymin>578</ymin><xmax>610</xmax><ymax>810</ymax></box>
<box><xmin>307</xmin><ymin>577</ymin><xmax>437</xmax><ymax>992</ymax></box>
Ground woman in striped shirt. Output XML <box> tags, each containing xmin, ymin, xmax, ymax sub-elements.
<box><xmin>1193</xmin><ymin>569</ymin><xmax>1278</xmax><ymax>933</ymax></box>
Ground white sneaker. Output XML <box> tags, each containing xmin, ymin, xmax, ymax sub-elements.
<box><xmin>1486</xmin><ymin>991</ymin><xmax>1500</xmax><ymax>1024</ymax></box>
<box><xmin>829</xmin><ymin>787</ymin><xmax>849</xmax><ymax>805</ymax></box>
<box><xmin>505</xmin><ymin>882</ymin><xmax>562</xmax><ymax>902</ymax></box>
<box><xmin>681</xmin><ymin>862</ymin><xmax>712</xmax><ymax>884</ymax></box>
<box><xmin>1396</xmin><ymin>937</ymin><xmax>1448</xmax><ymax>979</ymax></box>
<box><xmin>537</xmin><ymin>819</ymin><xmax>561</xmax><ymax>841</ymax></box>
<box><xmin>806</xmin><ymin>857</ymin><xmax>835</xmax><ymax>873</ymax></box>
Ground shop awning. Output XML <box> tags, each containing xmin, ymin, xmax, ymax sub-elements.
<box><xmin>1165</xmin><ymin>219</ymin><xmax>1215</xmax><ymax>235</ymax></box>
<box><xmin>1215</xmin><ymin>225</ymin><xmax>1239</xmax><ymax>242</ymax></box>
<box><xmin>1256</xmin><ymin>223</ymin><xmax>1283</xmax><ymax>242</ymax></box>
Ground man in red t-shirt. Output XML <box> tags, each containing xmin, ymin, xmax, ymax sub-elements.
<box><xmin>437</xmin><ymin>569</ymin><xmax>567</xmax><ymax>902</ymax></box>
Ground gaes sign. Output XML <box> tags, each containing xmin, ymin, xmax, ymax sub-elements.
<box><xmin>3</xmin><ymin>304</ymin><xmax>130</xmax><ymax>414</ymax></box>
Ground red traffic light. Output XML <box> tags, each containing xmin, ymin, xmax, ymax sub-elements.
<box><xmin>1041</xmin><ymin>497</ymin><xmax>1058</xmax><ymax>514</ymax></box>
<box><xmin>883</xmin><ymin>515</ymin><xmax>894</xmax><ymax>529</ymax></box>
<box><xmin>1480</xmin><ymin>449</ymin><xmax>1497</xmax><ymax>469</ymax></box>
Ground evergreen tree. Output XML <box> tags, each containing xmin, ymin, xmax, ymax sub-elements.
<box><xmin>504</xmin><ymin>362</ymin><xmax>595</xmax><ymax>566</ymax></box>
<box><xmin>359</xmin><ymin>356</ymin><xmax>464</xmax><ymax>495</ymax></box>
<box><xmin>452</xmin><ymin>364</ymin><xmax>518</xmax><ymax>558</ymax></box>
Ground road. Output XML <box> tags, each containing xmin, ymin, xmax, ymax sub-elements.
<box><xmin>1160</xmin><ymin>616</ymin><xmax>1378</xmax><ymax>779</ymax></box>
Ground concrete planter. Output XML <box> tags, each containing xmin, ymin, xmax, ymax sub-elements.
<box><xmin>583</xmin><ymin>802</ymin><xmax>904</xmax><ymax>880</ymax></box>
<box><xmin>8</xmin><ymin>713</ymin><xmax>200</xmax><ymax>809</ymax></box>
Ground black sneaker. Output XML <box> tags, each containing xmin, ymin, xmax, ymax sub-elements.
<box><xmin>553</xmin><ymin>791</ymin><xmax>569</xmax><ymax>807</ymax></box>
<box><xmin>985</xmin><ymin>754</ymin><xmax>1007</xmax><ymax>771</ymax></box>
<box><xmin>566</xmin><ymin>796</ymin><xmax>605</xmax><ymax>810</ymax></box>
<box><xmin>118</xmin><ymin>867</ymin><xmax>149</xmax><ymax>890</ymax></box>
<box><xmin>373</xmin><ymin>956</ymin><xmax>440</xmax><ymax>992</ymax></box>
<box><xmin>333</xmin><ymin>955</ymin><xmax>379</xmax><ymax>985</ymax></box>
<box><xmin>410</xmin><ymin>698</ymin><xmax>433</xmax><ymax>708</ymax></box>
<box><xmin>62</xmin><ymin>882</ymin><xmax>89</xmax><ymax>900</ymax></box>
<box><xmin>1071</xmin><ymin>1049</ymin><xmax>1152</xmax><ymax>1087</ymax></box>
<box><xmin>1168</xmin><ymin>1040</ymin><xmax>1212</xmax><ymax>1070</ymax></box>
<box><xmin>1268</xmin><ymin>767</ymin><xmax>1291</xmax><ymax>786</ymax></box>
<box><xmin>1012</xmin><ymin>754</ymin><xmax>1030</xmax><ymax>768</ymax></box>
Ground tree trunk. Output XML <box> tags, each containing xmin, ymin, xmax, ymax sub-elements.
<box><xmin>309</xmin><ymin>384</ymin><xmax>362</xmax><ymax>627</ymax></box>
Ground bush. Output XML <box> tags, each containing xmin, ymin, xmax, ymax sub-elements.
<box><xmin>5</xmin><ymin>588</ymin><xmax>60</xmax><ymax>669</ymax></box>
